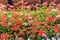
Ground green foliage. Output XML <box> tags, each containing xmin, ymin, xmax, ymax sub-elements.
<box><xmin>49</xmin><ymin>12</ymin><xmax>57</xmax><ymax>18</ymax></box>
<box><xmin>30</xmin><ymin>12</ymin><xmax>36</xmax><ymax>16</ymax></box>
<box><xmin>47</xmin><ymin>28</ymin><xmax>56</xmax><ymax>38</ymax></box>
<box><xmin>0</xmin><ymin>26</ymin><xmax>8</xmax><ymax>33</ymax></box>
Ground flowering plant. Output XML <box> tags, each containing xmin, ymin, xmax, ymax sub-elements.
<box><xmin>0</xmin><ymin>1</ymin><xmax>60</xmax><ymax>40</ymax></box>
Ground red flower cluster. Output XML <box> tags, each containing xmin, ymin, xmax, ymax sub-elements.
<box><xmin>46</xmin><ymin>16</ymin><xmax>54</xmax><ymax>22</ymax></box>
<box><xmin>38</xmin><ymin>30</ymin><xmax>46</xmax><ymax>37</ymax></box>
<box><xmin>53</xmin><ymin>26</ymin><xmax>59</xmax><ymax>33</ymax></box>
<box><xmin>16</xmin><ymin>19</ymin><xmax>22</xmax><ymax>25</ymax></box>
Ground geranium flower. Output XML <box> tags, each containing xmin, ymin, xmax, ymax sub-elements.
<box><xmin>1</xmin><ymin>14</ymin><xmax>6</xmax><ymax>22</ymax></box>
<box><xmin>32</xmin><ymin>22</ymin><xmax>37</xmax><ymax>26</ymax></box>
<box><xmin>53</xmin><ymin>17</ymin><xmax>57</xmax><ymax>21</ymax></box>
<box><xmin>53</xmin><ymin>26</ymin><xmax>59</xmax><ymax>33</ymax></box>
<box><xmin>16</xmin><ymin>19</ymin><xmax>22</xmax><ymax>25</ymax></box>
<box><xmin>30</xmin><ymin>26</ymin><xmax>35</xmax><ymax>30</ymax></box>
<box><xmin>0</xmin><ymin>22</ymin><xmax>8</xmax><ymax>27</ymax></box>
<box><xmin>26</xmin><ymin>5</ymin><xmax>32</xmax><ymax>9</ymax></box>
<box><xmin>38</xmin><ymin>29</ymin><xmax>46</xmax><ymax>37</ymax></box>
<box><xmin>13</xmin><ymin>14</ymin><xmax>20</xmax><ymax>18</ymax></box>
<box><xmin>45</xmin><ymin>25</ymin><xmax>50</xmax><ymax>29</ymax></box>
<box><xmin>27</xmin><ymin>31</ymin><xmax>31</xmax><ymax>35</ymax></box>
<box><xmin>30</xmin><ymin>34</ymin><xmax>35</xmax><ymax>38</ymax></box>
<box><xmin>14</xmin><ymin>3</ymin><xmax>18</xmax><ymax>6</ymax></box>
<box><xmin>23</xmin><ymin>14</ymin><xmax>29</xmax><ymax>19</ymax></box>
<box><xmin>56</xmin><ymin>15</ymin><xmax>60</xmax><ymax>18</ymax></box>
<box><xmin>19</xmin><ymin>30</ymin><xmax>24</xmax><ymax>35</ymax></box>
<box><xmin>9</xmin><ymin>27</ymin><xmax>15</xmax><ymax>31</ymax></box>
<box><xmin>50</xmin><ymin>2</ymin><xmax>56</xmax><ymax>6</ymax></box>
<box><xmin>1</xmin><ymin>34</ymin><xmax>7</xmax><ymax>40</ymax></box>
<box><xmin>2</xmin><ymin>17</ymin><xmax>6</xmax><ymax>22</ymax></box>
<box><xmin>31</xmin><ymin>29</ymin><xmax>37</xmax><ymax>33</ymax></box>
<box><xmin>38</xmin><ymin>0</ymin><xmax>41</xmax><ymax>2</ymax></box>
<box><xmin>9</xmin><ymin>19</ymin><xmax>14</xmax><ymax>22</ymax></box>
<box><xmin>13</xmin><ymin>23</ymin><xmax>17</xmax><ymax>27</ymax></box>
<box><xmin>14</xmin><ymin>26</ymin><xmax>20</xmax><ymax>31</ymax></box>
<box><xmin>14</xmin><ymin>33</ymin><xmax>18</xmax><ymax>37</ymax></box>
<box><xmin>20</xmin><ymin>0</ymin><xmax>24</xmax><ymax>3</ymax></box>
<box><xmin>57</xmin><ymin>4</ymin><xmax>60</xmax><ymax>9</ymax></box>
<box><xmin>34</xmin><ymin>4</ymin><xmax>39</xmax><ymax>8</ymax></box>
<box><xmin>18</xmin><ymin>37</ymin><xmax>24</xmax><ymax>40</ymax></box>
<box><xmin>45</xmin><ymin>16</ymin><xmax>53</xmax><ymax>22</ymax></box>
<box><xmin>6</xmin><ymin>34</ymin><xmax>12</xmax><ymax>38</ymax></box>
<box><xmin>24</xmin><ymin>2</ymin><xmax>28</xmax><ymax>5</ymax></box>
<box><xmin>57</xmin><ymin>24</ymin><xmax>60</xmax><ymax>27</ymax></box>
<box><xmin>42</xmin><ymin>33</ymin><xmax>47</xmax><ymax>37</ymax></box>
<box><xmin>10</xmin><ymin>25</ymin><xmax>20</xmax><ymax>31</ymax></box>
<box><xmin>0</xmin><ymin>9</ymin><xmax>2</xmax><ymax>12</ymax></box>
<box><xmin>0</xmin><ymin>3</ymin><xmax>5</xmax><ymax>9</ymax></box>
<box><xmin>42</xmin><ymin>2</ymin><xmax>48</xmax><ymax>6</ymax></box>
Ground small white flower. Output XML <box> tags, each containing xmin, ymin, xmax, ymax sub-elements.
<box><xmin>28</xmin><ymin>17</ymin><xmax>33</xmax><ymax>20</ymax></box>
<box><xmin>10</xmin><ymin>5</ymin><xmax>14</xmax><ymax>8</ymax></box>
<box><xmin>19</xmin><ymin>12</ymin><xmax>23</xmax><ymax>15</ymax></box>
<box><xmin>18</xmin><ymin>18</ymin><xmax>22</xmax><ymax>20</ymax></box>
<box><xmin>8</xmin><ymin>15</ymin><xmax>12</xmax><ymax>18</ymax></box>
<box><xmin>52</xmin><ymin>9</ymin><xmax>58</xmax><ymax>12</ymax></box>
<box><xmin>23</xmin><ymin>23</ymin><xmax>28</xmax><ymax>26</ymax></box>
<box><xmin>8</xmin><ymin>22</ymin><xmax>12</xmax><ymax>26</ymax></box>
<box><xmin>27</xmin><ymin>37</ymin><xmax>30</xmax><ymax>40</ymax></box>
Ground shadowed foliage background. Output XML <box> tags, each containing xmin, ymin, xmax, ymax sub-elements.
<box><xmin>0</xmin><ymin>0</ymin><xmax>60</xmax><ymax>4</ymax></box>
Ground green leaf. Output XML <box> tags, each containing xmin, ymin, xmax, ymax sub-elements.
<box><xmin>47</xmin><ymin>28</ymin><xmax>55</xmax><ymax>38</ymax></box>
<box><xmin>37</xmin><ymin>36</ymin><xmax>42</xmax><ymax>40</ymax></box>
<box><xmin>37</xmin><ymin>11</ymin><xmax>42</xmax><ymax>14</ymax></box>
<box><xmin>6</xmin><ymin>38</ymin><xmax>11</xmax><ymax>40</ymax></box>
<box><xmin>41</xmin><ymin>6</ymin><xmax>48</xmax><ymax>10</ymax></box>
<box><xmin>24</xmin><ymin>33</ymin><xmax>29</xmax><ymax>40</ymax></box>
<box><xmin>30</xmin><ymin>38</ymin><xmax>34</xmax><ymax>40</ymax></box>
<box><xmin>30</xmin><ymin>12</ymin><xmax>36</xmax><ymax>16</ymax></box>
<box><xmin>7</xmin><ymin>11</ymin><xmax>12</xmax><ymax>15</ymax></box>
<box><xmin>49</xmin><ymin>12</ymin><xmax>57</xmax><ymax>18</ymax></box>
<box><xmin>15</xmin><ymin>38</ymin><xmax>18</xmax><ymax>40</ymax></box>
